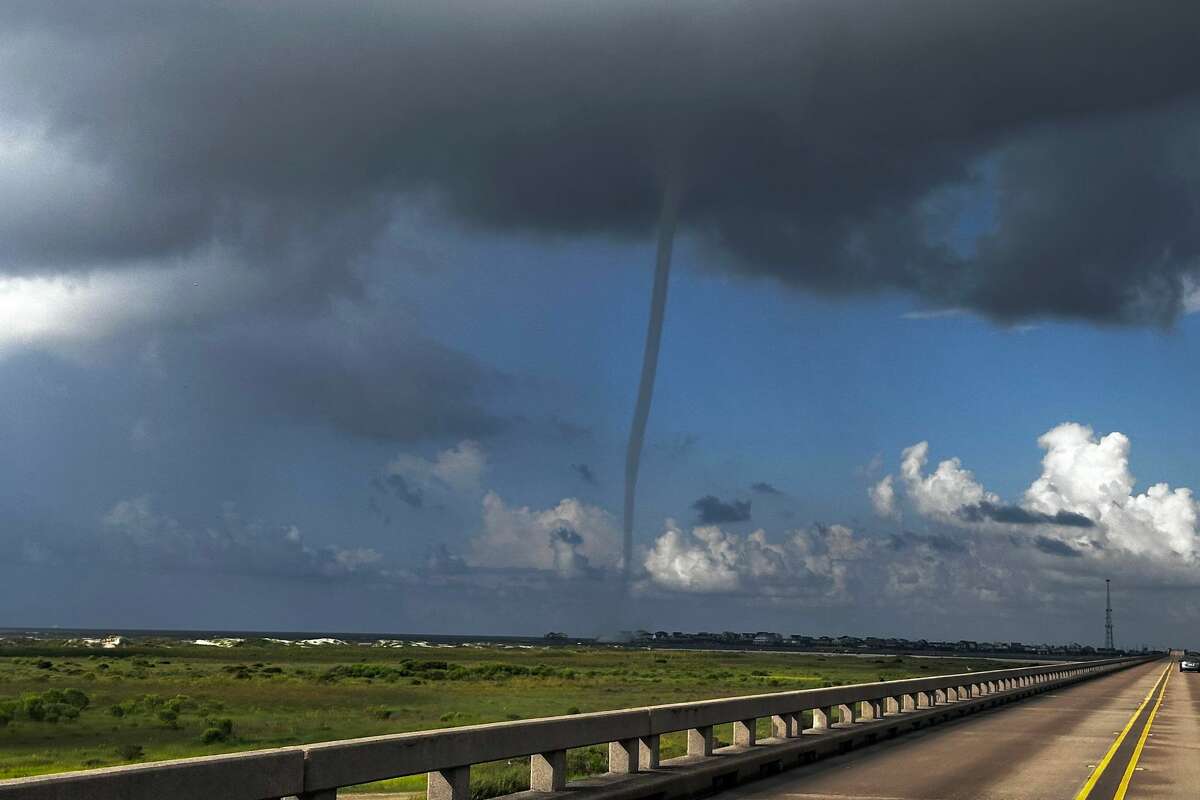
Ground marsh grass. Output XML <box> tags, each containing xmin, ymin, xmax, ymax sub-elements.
<box><xmin>0</xmin><ymin>642</ymin><xmax>1009</xmax><ymax>793</ymax></box>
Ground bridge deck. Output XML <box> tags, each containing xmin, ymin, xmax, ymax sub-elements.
<box><xmin>717</xmin><ymin>660</ymin><xmax>1193</xmax><ymax>800</ymax></box>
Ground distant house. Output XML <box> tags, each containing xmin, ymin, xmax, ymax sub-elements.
<box><xmin>544</xmin><ymin>632</ymin><xmax>568</xmax><ymax>640</ymax></box>
<box><xmin>753</xmin><ymin>632</ymin><xmax>782</xmax><ymax>645</ymax></box>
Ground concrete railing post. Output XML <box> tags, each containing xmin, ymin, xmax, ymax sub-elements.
<box><xmin>902</xmin><ymin>693</ymin><xmax>917</xmax><ymax>711</ymax></box>
<box><xmin>688</xmin><ymin>726</ymin><xmax>714</xmax><ymax>757</ymax></box>
<box><xmin>836</xmin><ymin>703</ymin><xmax>855</xmax><ymax>724</ymax></box>
<box><xmin>531</xmin><ymin>750</ymin><xmax>568</xmax><ymax>791</ymax></box>
<box><xmin>639</xmin><ymin>735</ymin><xmax>660</xmax><ymax>770</ymax></box>
<box><xmin>609</xmin><ymin>739</ymin><xmax>639</xmax><ymax>774</ymax></box>
<box><xmin>771</xmin><ymin>712</ymin><xmax>800</xmax><ymax>738</ymax></box>
<box><xmin>811</xmin><ymin>706</ymin><xmax>832</xmax><ymax>730</ymax></box>
<box><xmin>733</xmin><ymin>719</ymin><xmax>757</xmax><ymax>747</ymax></box>
<box><xmin>885</xmin><ymin>696</ymin><xmax>901</xmax><ymax>714</ymax></box>
<box><xmin>428</xmin><ymin>766</ymin><xmax>470</xmax><ymax>800</ymax></box>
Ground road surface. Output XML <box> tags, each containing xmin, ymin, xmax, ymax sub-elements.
<box><xmin>720</xmin><ymin>659</ymin><xmax>1196</xmax><ymax>800</ymax></box>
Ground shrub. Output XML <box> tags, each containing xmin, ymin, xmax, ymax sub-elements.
<box><xmin>368</xmin><ymin>706</ymin><xmax>393</xmax><ymax>720</ymax></box>
<box><xmin>201</xmin><ymin>727</ymin><xmax>227</xmax><ymax>744</ymax></box>
<box><xmin>0</xmin><ymin>709</ymin><xmax>11</xmax><ymax>727</ymax></box>
<box><xmin>117</xmin><ymin>744</ymin><xmax>144</xmax><ymax>761</ymax></box>
<box><xmin>57</xmin><ymin>703</ymin><xmax>81</xmax><ymax>722</ymax></box>
<box><xmin>138</xmin><ymin>694</ymin><xmax>165</xmax><ymax>709</ymax></box>
<box><xmin>565</xmin><ymin>706</ymin><xmax>580</xmax><ymax>715</ymax></box>
<box><xmin>200</xmin><ymin>718</ymin><xmax>233</xmax><ymax>743</ymax></box>
<box><xmin>22</xmin><ymin>696</ymin><xmax>46</xmax><ymax>721</ymax></box>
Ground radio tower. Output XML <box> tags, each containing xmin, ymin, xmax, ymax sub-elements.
<box><xmin>1104</xmin><ymin>579</ymin><xmax>1114</xmax><ymax>651</ymax></box>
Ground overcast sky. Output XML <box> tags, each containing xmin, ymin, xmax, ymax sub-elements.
<box><xmin>4</xmin><ymin>1</ymin><xmax>1200</xmax><ymax>648</ymax></box>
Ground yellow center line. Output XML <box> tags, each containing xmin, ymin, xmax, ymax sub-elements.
<box><xmin>1112</xmin><ymin>666</ymin><xmax>1171</xmax><ymax>800</ymax></box>
<box><xmin>1073</xmin><ymin>664</ymin><xmax>1170</xmax><ymax>800</ymax></box>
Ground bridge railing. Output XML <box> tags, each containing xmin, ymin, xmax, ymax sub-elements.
<box><xmin>0</xmin><ymin>655</ymin><xmax>1154</xmax><ymax>800</ymax></box>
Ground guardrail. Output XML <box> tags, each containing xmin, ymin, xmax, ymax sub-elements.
<box><xmin>0</xmin><ymin>655</ymin><xmax>1156</xmax><ymax>800</ymax></box>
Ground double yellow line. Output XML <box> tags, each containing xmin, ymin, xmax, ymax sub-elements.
<box><xmin>1074</xmin><ymin>664</ymin><xmax>1171</xmax><ymax>800</ymax></box>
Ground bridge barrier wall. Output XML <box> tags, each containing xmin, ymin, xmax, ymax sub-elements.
<box><xmin>0</xmin><ymin>654</ymin><xmax>1157</xmax><ymax>800</ymax></box>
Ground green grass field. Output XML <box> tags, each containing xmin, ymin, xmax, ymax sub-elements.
<box><xmin>0</xmin><ymin>639</ymin><xmax>1013</xmax><ymax>795</ymax></box>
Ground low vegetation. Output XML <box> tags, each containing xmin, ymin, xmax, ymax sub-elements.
<box><xmin>0</xmin><ymin>638</ymin><xmax>1013</xmax><ymax>793</ymax></box>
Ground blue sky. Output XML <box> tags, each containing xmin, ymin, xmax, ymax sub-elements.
<box><xmin>5</xmin><ymin>227</ymin><xmax>1200</xmax><ymax>644</ymax></box>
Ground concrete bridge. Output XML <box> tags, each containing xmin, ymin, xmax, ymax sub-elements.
<box><xmin>0</xmin><ymin>655</ymin><xmax>1179</xmax><ymax>800</ymax></box>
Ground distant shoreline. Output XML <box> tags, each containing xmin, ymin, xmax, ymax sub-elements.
<box><xmin>0</xmin><ymin>627</ymin><xmax>1128</xmax><ymax>662</ymax></box>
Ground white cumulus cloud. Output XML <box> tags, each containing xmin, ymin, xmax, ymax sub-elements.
<box><xmin>1023</xmin><ymin>423</ymin><xmax>1198</xmax><ymax>558</ymax></box>
<box><xmin>471</xmin><ymin>491</ymin><xmax>620</xmax><ymax>577</ymax></box>
<box><xmin>881</xmin><ymin>423</ymin><xmax>1200</xmax><ymax>564</ymax></box>
<box><xmin>898</xmin><ymin>441</ymin><xmax>999</xmax><ymax>518</ymax></box>
<box><xmin>868</xmin><ymin>474</ymin><xmax>897</xmax><ymax>518</ymax></box>
<box><xmin>642</xmin><ymin>521</ymin><xmax>869</xmax><ymax>598</ymax></box>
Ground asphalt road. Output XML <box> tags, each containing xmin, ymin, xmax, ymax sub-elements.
<box><xmin>719</xmin><ymin>659</ymin><xmax>1196</xmax><ymax>800</ymax></box>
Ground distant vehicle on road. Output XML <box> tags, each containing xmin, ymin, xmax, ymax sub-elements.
<box><xmin>1180</xmin><ymin>652</ymin><xmax>1200</xmax><ymax>672</ymax></box>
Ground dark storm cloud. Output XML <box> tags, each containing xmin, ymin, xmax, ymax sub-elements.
<box><xmin>185</xmin><ymin>318</ymin><xmax>508</xmax><ymax>442</ymax></box>
<box><xmin>692</xmin><ymin>495</ymin><xmax>751</xmax><ymax>525</ymax></box>
<box><xmin>384</xmin><ymin>475</ymin><xmax>424</xmax><ymax>508</ymax></box>
<box><xmin>750</xmin><ymin>482</ymin><xmax>782</xmax><ymax>495</ymax></box>
<box><xmin>1034</xmin><ymin>536</ymin><xmax>1084</xmax><ymax>558</ymax></box>
<box><xmin>887</xmin><ymin>531</ymin><xmax>966</xmax><ymax>555</ymax></box>
<box><xmin>5</xmin><ymin>2</ymin><xmax>1200</xmax><ymax>324</ymax></box>
<box><xmin>958</xmin><ymin>502</ymin><xmax>1094</xmax><ymax>528</ymax></box>
<box><xmin>571</xmin><ymin>464</ymin><xmax>597</xmax><ymax>485</ymax></box>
